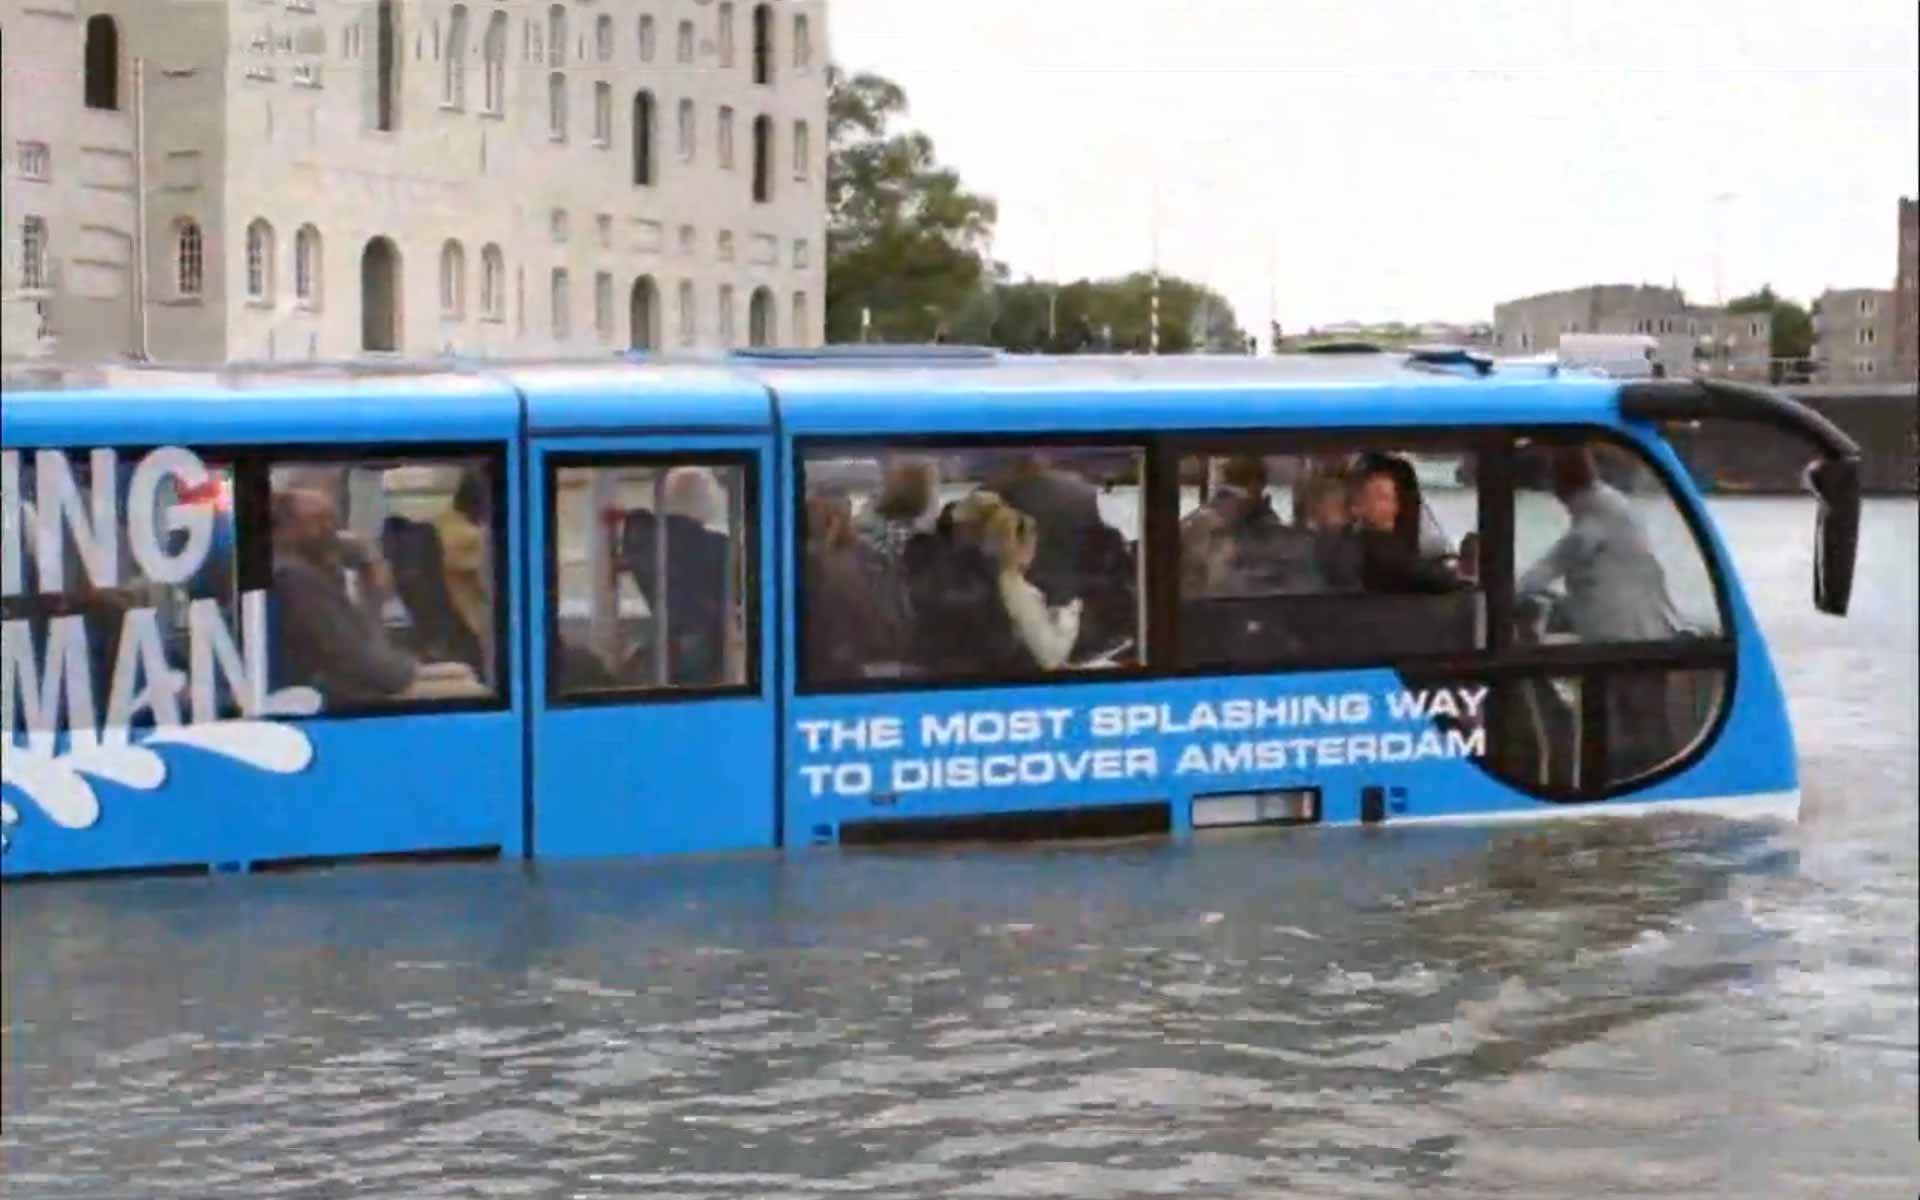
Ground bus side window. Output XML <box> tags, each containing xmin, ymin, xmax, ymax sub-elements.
<box><xmin>1511</xmin><ymin>439</ymin><xmax>1723</xmax><ymax>644</ymax></box>
<box><xmin>269</xmin><ymin>453</ymin><xmax>502</xmax><ymax>712</ymax></box>
<box><xmin>1175</xmin><ymin>444</ymin><xmax>1483</xmax><ymax>669</ymax></box>
<box><xmin>796</xmin><ymin>442</ymin><xmax>1147</xmax><ymax>689</ymax></box>
<box><xmin>1</xmin><ymin>447</ymin><xmax>242</xmax><ymax>736</ymax></box>
<box><xmin>1488</xmin><ymin>436</ymin><xmax>1732</xmax><ymax>796</ymax></box>
<box><xmin>548</xmin><ymin>458</ymin><xmax>753</xmax><ymax>698</ymax></box>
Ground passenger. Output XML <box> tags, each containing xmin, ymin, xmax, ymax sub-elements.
<box><xmin>984</xmin><ymin>451</ymin><xmax>1107</xmax><ymax>606</ymax></box>
<box><xmin>1184</xmin><ymin>455</ymin><xmax>1320</xmax><ymax>595</ymax></box>
<box><xmin>622</xmin><ymin>466</ymin><xmax>735</xmax><ymax>687</ymax></box>
<box><xmin>1518</xmin><ymin>446</ymin><xmax>1694</xmax><ymax>778</ymax></box>
<box><xmin>856</xmin><ymin>455</ymin><xmax>938</xmax><ymax>570</ymax></box>
<box><xmin>432</xmin><ymin>468</ymin><xmax>493</xmax><ymax>677</ymax></box>
<box><xmin>802</xmin><ymin>494</ymin><xmax>888</xmax><ymax>682</ymax></box>
<box><xmin>854</xmin><ymin>455</ymin><xmax>936</xmax><ymax>651</ymax></box>
<box><xmin>1355</xmin><ymin>452</ymin><xmax>1453</xmax><ymax>559</ymax></box>
<box><xmin>1349</xmin><ymin>461</ymin><xmax>1464</xmax><ymax>595</ymax></box>
<box><xmin>1295</xmin><ymin>469</ymin><xmax>1363</xmax><ymax>591</ymax></box>
<box><xmin>271</xmin><ymin>487</ymin><xmax>418</xmax><ymax>704</ymax></box>
<box><xmin>1517</xmin><ymin>446</ymin><xmax>1685</xmax><ymax>642</ymax></box>
<box><xmin>902</xmin><ymin>492</ymin><xmax>1028</xmax><ymax>675</ymax></box>
<box><xmin>1180</xmin><ymin>454</ymin><xmax>1264</xmax><ymax>593</ymax></box>
<box><xmin>978</xmin><ymin>498</ymin><xmax>1082</xmax><ymax>670</ymax></box>
<box><xmin>940</xmin><ymin>490</ymin><xmax>1006</xmax><ymax>553</ymax></box>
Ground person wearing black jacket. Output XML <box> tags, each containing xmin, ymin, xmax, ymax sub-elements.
<box><xmin>1350</xmin><ymin>461</ymin><xmax>1463</xmax><ymax>594</ymax></box>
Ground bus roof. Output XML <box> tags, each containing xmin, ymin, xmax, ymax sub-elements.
<box><xmin>0</xmin><ymin>360</ymin><xmax>524</xmax><ymax>447</ymax></box>
<box><xmin>1</xmin><ymin>350</ymin><xmax>1625</xmax><ymax>445</ymax></box>
<box><xmin>755</xmin><ymin>352</ymin><xmax>1617</xmax><ymax>436</ymax></box>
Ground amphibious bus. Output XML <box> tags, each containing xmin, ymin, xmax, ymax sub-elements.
<box><xmin>0</xmin><ymin>348</ymin><xmax>1861</xmax><ymax>879</ymax></box>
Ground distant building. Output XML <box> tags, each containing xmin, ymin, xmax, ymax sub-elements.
<box><xmin>1491</xmin><ymin>284</ymin><xmax>1770</xmax><ymax>379</ymax></box>
<box><xmin>1281</xmin><ymin>319</ymin><xmax>1491</xmax><ymax>351</ymax></box>
<box><xmin>1</xmin><ymin>0</ymin><xmax>828</xmax><ymax>365</ymax></box>
<box><xmin>1812</xmin><ymin>288</ymin><xmax>1896</xmax><ymax>382</ymax></box>
<box><xmin>1894</xmin><ymin>196</ymin><xmax>1918</xmax><ymax>381</ymax></box>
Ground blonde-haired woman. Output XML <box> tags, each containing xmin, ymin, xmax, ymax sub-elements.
<box><xmin>976</xmin><ymin>497</ymin><xmax>1082</xmax><ymax>670</ymax></box>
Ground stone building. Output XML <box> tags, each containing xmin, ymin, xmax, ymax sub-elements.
<box><xmin>1894</xmin><ymin>196</ymin><xmax>1917</xmax><ymax>381</ymax></box>
<box><xmin>1</xmin><ymin>0</ymin><xmax>828</xmax><ymax>365</ymax></box>
<box><xmin>1490</xmin><ymin>284</ymin><xmax>1770</xmax><ymax>379</ymax></box>
<box><xmin>1812</xmin><ymin>287</ymin><xmax>1896</xmax><ymax>382</ymax></box>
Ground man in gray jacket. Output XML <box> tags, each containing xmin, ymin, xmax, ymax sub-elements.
<box><xmin>271</xmin><ymin>488</ymin><xmax>418</xmax><ymax>706</ymax></box>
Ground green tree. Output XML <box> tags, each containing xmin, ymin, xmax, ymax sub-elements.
<box><xmin>1727</xmin><ymin>285</ymin><xmax>1813</xmax><ymax>359</ymax></box>
<box><xmin>1769</xmin><ymin>300</ymin><xmax>1814</xmax><ymax>360</ymax></box>
<box><xmin>1724</xmin><ymin>285</ymin><xmax>1778</xmax><ymax>315</ymax></box>
<box><xmin>951</xmin><ymin>273</ymin><xmax>1245</xmax><ymax>354</ymax></box>
<box><xmin>825</xmin><ymin>68</ymin><xmax>999</xmax><ymax>343</ymax></box>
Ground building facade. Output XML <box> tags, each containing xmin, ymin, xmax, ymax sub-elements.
<box><xmin>2</xmin><ymin>0</ymin><xmax>828</xmax><ymax>364</ymax></box>
<box><xmin>1894</xmin><ymin>196</ymin><xmax>1918</xmax><ymax>381</ymax></box>
<box><xmin>1490</xmin><ymin>284</ymin><xmax>1771</xmax><ymax>380</ymax></box>
<box><xmin>1812</xmin><ymin>287</ymin><xmax>1896</xmax><ymax>382</ymax></box>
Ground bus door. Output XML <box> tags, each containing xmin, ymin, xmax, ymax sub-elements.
<box><xmin>526</xmin><ymin>434</ymin><xmax>776</xmax><ymax>858</ymax></box>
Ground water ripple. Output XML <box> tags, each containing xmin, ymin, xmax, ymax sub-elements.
<box><xmin>5</xmin><ymin>499</ymin><xmax>1918</xmax><ymax>1199</ymax></box>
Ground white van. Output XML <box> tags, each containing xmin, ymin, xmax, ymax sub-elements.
<box><xmin>1556</xmin><ymin>333</ymin><xmax>1663</xmax><ymax>379</ymax></box>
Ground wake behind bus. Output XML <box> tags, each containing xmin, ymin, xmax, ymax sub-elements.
<box><xmin>0</xmin><ymin>347</ymin><xmax>1862</xmax><ymax>880</ymax></box>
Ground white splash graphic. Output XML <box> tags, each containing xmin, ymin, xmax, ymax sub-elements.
<box><xmin>0</xmin><ymin>686</ymin><xmax>322</xmax><ymax>836</ymax></box>
<box><xmin>2</xmin><ymin>446</ymin><xmax>333</xmax><ymax>853</ymax></box>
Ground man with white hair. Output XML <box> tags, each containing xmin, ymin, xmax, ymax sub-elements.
<box><xmin>661</xmin><ymin>465</ymin><xmax>728</xmax><ymax>531</ymax></box>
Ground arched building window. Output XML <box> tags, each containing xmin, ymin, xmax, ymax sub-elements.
<box><xmin>677</xmin><ymin>98</ymin><xmax>695</xmax><ymax>162</ymax></box>
<box><xmin>793</xmin><ymin>12</ymin><xmax>811</xmax><ymax>70</ymax></box>
<box><xmin>791</xmin><ymin>291</ymin><xmax>808</xmax><ymax>344</ymax></box>
<box><xmin>594</xmin><ymin>271</ymin><xmax>614</xmax><ymax>341</ymax></box>
<box><xmin>748</xmin><ymin>286</ymin><xmax>774</xmax><ymax>347</ymax></box>
<box><xmin>593</xmin><ymin>81</ymin><xmax>612</xmax><ymax>146</ymax></box>
<box><xmin>483</xmin><ymin>12</ymin><xmax>507</xmax><ymax>114</ymax></box>
<box><xmin>751</xmin><ymin>4</ymin><xmax>771</xmax><ymax>84</ymax></box>
<box><xmin>361</xmin><ymin>236</ymin><xmax>401</xmax><ymax>351</ymax></box>
<box><xmin>547</xmin><ymin>71</ymin><xmax>567</xmax><ymax>140</ymax></box>
<box><xmin>547</xmin><ymin>4</ymin><xmax>566</xmax><ymax>66</ymax></box>
<box><xmin>629</xmin><ymin>275</ymin><xmax>659</xmax><ymax>349</ymax></box>
<box><xmin>84</xmin><ymin>15</ymin><xmax>119</xmax><ymax>110</ymax></box>
<box><xmin>717</xmin><ymin>3</ymin><xmax>735</xmax><ymax>67</ymax></box>
<box><xmin>21</xmin><ymin>217</ymin><xmax>49</xmax><ymax>290</ymax></box>
<box><xmin>440</xmin><ymin>239</ymin><xmax>466</xmax><ymax>317</ymax></box>
<box><xmin>373</xmin><ymin>0</ymin><xmax>398</xmax><ymax>131</ymax></box>
<box><xmin>444</xmin><ymin>5</ymin><xmax>468</xmax><ymax>107</ymax></box>
<box><xmin>595</xmin><ymin>14</ymin><xmax>613</xmax><ymax>61</ymax></box>
<box><xmin>632</xmin><ymin>90</ymin><xmax>656</xmax><ymax>184</ymax></box>
<box><xmin>638</xmin><ymin>14</ymin><xmax>655</xmax><ymax>61</ymax></box>
<box><xmin>294</xmin><ymin>224</ymin><xmax>322</xmax><ymax>308</ymax></box>
<box><xmin>751</xmin><ymin>114</ymin><xmax>771</xmax><ymax>202</ymax></box>
<box><xmin>551</xmin><ymin>267</ymin><xmax>570</xmax><ymax>340</ymax></box>
<box><xmin>175</xmin><ymin>219</ymin><xmax>204</xmax><ymax>298</ymax></box>
<box><xmin>677</xmin><ymin>278</ymin><xmax>695</xmax><ymax>345</ymax></box>
<box><xmin>480</xmin><ymin>244</ymin><xmax>505</xmax><ymax>320</ymax></box>
<box><xmin>245</xmin><ymin>219</ymin><xmax>275</xmax><ymax>300</ymax></box>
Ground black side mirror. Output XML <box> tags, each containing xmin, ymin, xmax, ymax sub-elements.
<box><xmin>1807</xmin><ymin>456</ymin><xmax>1861</xmax><ymax>617</ymax></box>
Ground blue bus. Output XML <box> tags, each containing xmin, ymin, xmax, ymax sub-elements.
<box><xmin>0</xmin><ymin>349</ymin><xmax>1861</xmax><ymax>879</ymax></box>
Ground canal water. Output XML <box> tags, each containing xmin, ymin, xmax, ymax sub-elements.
<box><xmin>3</xmin><ymin>498</ymin><xmax>1915</xmax><ymax>1199</ymax></box>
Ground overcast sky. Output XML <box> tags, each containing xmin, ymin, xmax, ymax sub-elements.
<box><xmin>826</xmin><ymin>0</ymin><xmax>1920</xmax><ymax>335</ymax></box>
